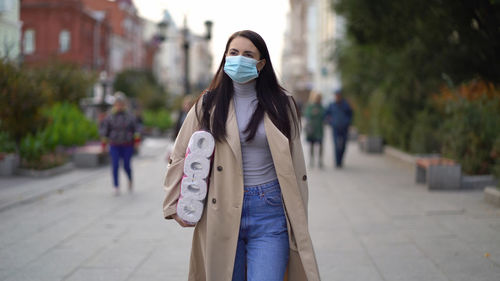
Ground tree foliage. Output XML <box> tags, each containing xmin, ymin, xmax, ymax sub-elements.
<box><xmin>0</xmin><ymin>60</ymin><xmax>48</xmax><ymax>144</ymax></box>
<box><xmin>0</xmin><ymin>59</ymin><xmax>97</xmax><ymax>149</ymax></box>
<box><xmin>113</xmin><ymin>69</ymin><xmax>169</xmax><ymax>111</ymax></box>
<box><xmin>333</xmin><ymin>0</ymin><xmax>500</xmax><ymax>151</ymax></box>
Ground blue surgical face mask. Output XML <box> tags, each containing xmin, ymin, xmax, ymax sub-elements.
<box><xmin>223</xmin><ymin>55</ymin><xmax>260</xmax><ymax>84</ymax></box>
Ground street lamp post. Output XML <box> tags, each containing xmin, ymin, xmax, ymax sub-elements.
<box><xmin>157</xmin><ymin>13</ymin><xmax>213</xmax><ymax>96</ymax></box>
<box><xmin>182</xmin><ymin>20</ymin><xmax>190</xmax><ymax>96</ymax></box>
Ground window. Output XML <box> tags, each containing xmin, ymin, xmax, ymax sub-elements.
<box><xmin>59</xmin><ymin>30</ymin><xmax>71</xmax><ymax>53</ymax></box>
<box><xmin>23</xmin><ymin>29</ymin><xmax>35</xmax><ymax>55</ymax></box>
<box><xmin>0</xmin><ymin>0</ymin><xmax>14</xmax><ymax>12</ymax></box>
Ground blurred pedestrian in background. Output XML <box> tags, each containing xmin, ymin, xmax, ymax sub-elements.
<box><xmin>303</xmin><ymin>91</ymin><xmax>325</xmax><ymax>168</ymax></box>
<box><xmin>162</xmin><ymin>30</ymin><xmax>320</xmax><ymax>281</ymax></box>
<box><xmin>325</xmin><ymin>88</ymin><xmax>353</xmax><ymax>168</ymax></box>
<box><xmin>100</xmin><ymin>92</ymin><xmax>139</xmax><ymax>195</ymax></box>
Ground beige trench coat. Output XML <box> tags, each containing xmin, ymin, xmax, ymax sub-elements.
<box><xmin>163</xmin><ymin>96</ymin><xmax>321</xmax><ymax>281</ymax></box>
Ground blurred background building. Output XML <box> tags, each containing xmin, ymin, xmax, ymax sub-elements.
<box><xmin>20</xmin><ymin>0</ymin><xmax>111</xmax><ymax>71</ymax></box>
<box><xmin>16</xmin><ymin>0</ymin><xmax>214</xmax><ymax>107</ymax></box>
<box><xmin>0</xmin><ymin>0</ymin><xmax>22</xmax><ymax>62</ymax></box>
<box><xmin>282</xmin><ymin>0</ymin><xmax>344</xmax><ymax>106</ymax></box>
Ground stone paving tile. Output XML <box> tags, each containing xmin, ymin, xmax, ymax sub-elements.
<box><xmin>323</xmin><ymin>266</ymin><xmax>385</xmax><ymax>281</ymax></box>
<box><xmin>1</xmin><ymin>134</ymin><xmax>500</xmax><ymax>281</ymax></box>
<box><xmin>64</xmin><ymin>267</ymin><xmax>131</xmax><ymax>281</ymax></box>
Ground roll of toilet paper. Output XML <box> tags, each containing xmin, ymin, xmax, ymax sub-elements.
<box><xmin>177</xmin><ymin>197</ymin><xmax>204</xmax><ymax>225</ymax></box>
<box><xmin>181</xmin><ymin>177</ymin><xmax>207</xmax><ymax>201</ymax></box>
<box><xmin>187</xmin><ymin>131</ymin><xmax>215</xmax><ymax>158</ymax></box>
<box><xmin>183</xmin><ymin>153</ymin><xmax>211</xmax><ymax>178</ymax></box>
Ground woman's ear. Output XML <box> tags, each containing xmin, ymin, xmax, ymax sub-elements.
<box><xmin>257</xmin><ymin>59</ymin><xmax>266</xmax><ymax>72</ymax></box>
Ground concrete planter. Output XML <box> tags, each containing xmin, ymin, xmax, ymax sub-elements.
<box><xmin>73</xmin><ymin>145</ymin><xmax>109</xmax><ymax>168</ymax></box>
<box><xmin>16</xmin><ymin>162</ymin><xmax>74</xmax><ymax>177</ymax></box>
<box><xmin>348</xmin><ymin>127</ymin><xmax>359</xmax><ymax>142</ymax></box>
<box><xmin>462</xmin><ymin>174</ymin><xmax>498</xmax><ymax>190</ymax></box>
<box><xmin>358</xmin><ymin>135</ymin><xmax>384</xmax><ymax>153</ymax></box>
<box><xmin>0</xmin><ymin>154</ymin><xmax>19</xmax><ymax>176</ymax></box>
<box><xmin>427</xmin><ymin>164</ymin><xmax>462</xmax><ymax>190</ymax></box>
<box><xmin>484</xmin><ymin>186</ymin><xmax>500</xmax><ymax>207</ymax></box>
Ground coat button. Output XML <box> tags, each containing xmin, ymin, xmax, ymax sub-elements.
<box><xmin>302</xmin><ymin>175</ymin><xmax>307</xmax><ymax>181</ymax></box>
<box><xmin>217</xmin><ymin>166</ymin><xmax>223</xmax><ymax>171</ymax></box>
<box><xmin>212</xmin><ymin>198</ymin><xmax>216</xmax><ymax>204</ymax></box>
<box><xmin>168</xmin><ymin>158</ymin><xmax>172</xmax><ymax>164</ymax></box>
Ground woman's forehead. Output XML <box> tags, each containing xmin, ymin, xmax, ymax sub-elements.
<box><xmin>228</xmin><ymin>36</ymin><xmax>258</xmax><ymax>53</ymax></box>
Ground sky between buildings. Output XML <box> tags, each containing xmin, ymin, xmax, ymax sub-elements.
<box><xmin>133</xmin><ymin>0</ymin><xmax>290</xmax><ymax>76</ymax></box>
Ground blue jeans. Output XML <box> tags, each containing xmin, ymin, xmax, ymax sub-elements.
<box><xmin>109</xmin><ymin>145</ymin><xmax>134</xmax><ymax>188</ymax></box>
<box><xmin>333</xmin><ymin>127</ymin><xmax>348</xmax><ymax>167</ymax></box>
<box><xmin>232</xmin><ymin>179</ymin><xmax>289</xmax><ymax>281</ymax></box>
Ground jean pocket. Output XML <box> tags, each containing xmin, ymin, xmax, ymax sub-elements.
<box><xmin>264</xmin><ymin>191</ymin><xmax>283</xmax><ymax>207</ymax></box>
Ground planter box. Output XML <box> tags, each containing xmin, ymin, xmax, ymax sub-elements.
<box><xmin>358</xmin><ymin>135</ymin><xmax>383</xmax><ymax>153</ymax></box>
<box><xmin>416</xmin><ymin>158</ymin><xmax>461</xmax><ymax>190</ymax></box>
<box><xmin>348</xmin><ymin>127</ymin><xmax>359</xmax><ymax>142</ymax></box>
<box><xmin>16</xmin><ymin>162</ymin><xmax>74</xmax><ymax>177</ymax></box>
<box><xmin>0</xmin><ymin>154</ymin><xmax>19</xmax><ymax>176</ymax></box>
<box><xmin>428</xmin><ymin>164</ymin><xmax>462</xmax><ymax>190</ymax></box>
<box><xmin>484</xmin><ymin>186</ymin><xmax>500</xmax><ymax>207</ymax></box>
<box><xmin>73</xmin><ymin>145</ymin><xmax>109</xmax><ymax>168</ymax></box>
<box><xmin>415</xmin><ymin>156</ymin><xmax>442</xmax><ymax>184</ymax></box>
<box><xmin>462</xmin><ymin>174</ymin><xmax>498</xmax><ymax>190</ymax></box>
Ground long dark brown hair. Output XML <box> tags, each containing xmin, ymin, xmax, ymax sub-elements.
<box><xmin>195</xmin><ymin>30</ymin><xmax>300</xmax><ymax>142</ymax></box>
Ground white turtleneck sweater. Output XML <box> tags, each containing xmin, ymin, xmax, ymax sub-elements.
<box><xmin>233</xmin><ymin>81</ymin><xmax>278</xmax><ymax>186</ymax></box>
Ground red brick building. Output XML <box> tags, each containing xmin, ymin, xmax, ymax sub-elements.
<box><xmin>20</xmin><ymin>0</ymin><xmax>111</xmax><ymax>71</ymax></box>
<box><xmin>82</xmin><ymin>0</ymin><xmax>145</xmax><ymax>76</ymax></box>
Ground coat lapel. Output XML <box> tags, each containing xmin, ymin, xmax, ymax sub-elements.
<box><xmin>225</xmin><ymin>100</ymin><xmax>243</xmax><ymax>172</ymax></box>
<box><xmin>264</xmin><ymin>113</ymin><xmax>294</xmax><ymax>175</ymax></box>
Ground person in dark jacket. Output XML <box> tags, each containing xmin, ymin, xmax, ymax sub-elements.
<box><xmin>100</xmin><ymin>92</ymin><xmax>139</xmax><ymax>195</ymax></box>
<box><xmin>324</xmin><ymin>88</ymin><xmax>353</xmax><ymax>168</ymax></box>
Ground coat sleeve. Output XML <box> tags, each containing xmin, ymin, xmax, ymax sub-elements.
<box><xmin>162</xmin><ymin>101</ymin><xmax>202</xmax><ymax>219</ymax></box>
<box><xmin>287</xmin><ymin>96</ymin><xmax>310</xmax><ymax>218</ymax></box>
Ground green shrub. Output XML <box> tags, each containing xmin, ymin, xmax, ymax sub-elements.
<box><xmin>0</xmin><ymin>131</ymin><xmax>16</xmax><ymax>154</ymax></box>
<box><xmin>0</xmin><ymin>60</ymin><xmax>96</xmax><ymax>148</ymax></box>
<box><xmin>440</xmin><ymin>96</ymin><xmax>500</xmax><ymax>175</ymax></box>
<box><xmin>114</xmin><ymin>69</ymin><xmax>169</xmax><ymax>111</ymax></box>
<box><xmin>18</xmin><ymin>103</ymin><xmax>99</xmax><ymax>166</ymax></box>
<box><xmin>492</xmin><ymin>137</ymin><xmax>500</xmax><ymax>187</ymax></box>
<box><xmin>143</xmin><ymin>109</ymin><xmax>173</xmax><ymax>131</ymax></box>
<box><xmin>19</xmin><ymin>133</ymin><xmax>47</xmax><ymax>163</ymax></box>
<box><xmin>41</xmin><ymin>103</ymin><xmax>99</xmax><ymax>149</ymax></box>
<box><xmin>30</xmin><ymin>61</ymin><xmax>96</xmax><ymax>104</ymax></box>
<box><xmin>0</xmin><ymin>60</ymin><xmax>47</xmax><ymax>144</ymax></box>
<box><xmin>409</xmin><ymin>109</ymin><xmax>442</xmax><ymax>154</ymax></box>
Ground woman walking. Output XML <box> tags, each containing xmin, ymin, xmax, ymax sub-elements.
<box><xmin>303</xmin><ymin>91</ymin><xmax>325</xmax><ymax>168</ymax></box>
<box><xmin>163</xmin><ymin>30</ymin><xmax>320</xmax><ymax>281</ymax></box>
<box><xmin>100</xmin><ymin>92</ymin><xmax>138</xmax><ymax>195</ymax></box>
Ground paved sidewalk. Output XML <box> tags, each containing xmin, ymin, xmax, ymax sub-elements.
<box><xmin>0</xmin><ymin>133</ymin><xmax>499</xmax><ymax>281</ymax></box>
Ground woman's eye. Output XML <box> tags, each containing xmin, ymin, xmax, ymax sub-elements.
<box><xmin>229</xmin><ymin>51</ymin><xmax>238</xmax><ymax>55</ymax></box>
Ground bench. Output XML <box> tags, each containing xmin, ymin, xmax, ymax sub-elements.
<box><xmin>416</xmin><ymin>157</ymin><xmax>461</xmax><ymax>190</ymax></box>
<box><xmin>73</xmin><ymin>145</ymin><xmax>109</xmax><ymax>168</ymax></box>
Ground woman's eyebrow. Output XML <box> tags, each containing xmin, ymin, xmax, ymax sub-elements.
<box><xmin>229</xmin><ymin>48</ymin><xmax>240</xmax><ymax>53</ymax></box>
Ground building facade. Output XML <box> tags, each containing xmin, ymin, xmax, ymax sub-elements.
<box><xmin>151</xmin><ymin>12</ymin><xmax>213</xmax><ymax>97</ymax></box>
<box><xmin>189</xmin><ymin>33</ymin><xmax>212</xmax><ymax>94</ymax></box>
<box><xmin>282</xmin><ymin>0</ymin><xmax>344</xmax><ymax>106</ymax></box>
<box><xmin>0</xmin><ymin>0</ymin><xmax>22</xmax><ymax>61</ymax></box>
<box><xmin>312</xmin><ymin>0</ymin><xmax>343</xmax><ymax>103</ymax></box>
<box><xmin>82</xmin><ymin>0</ymin><xmax>144</xmax><ymax>76</ymax></box>
<box><xmin>20</xmin><ymin>0</ymin><xmax>111</xmax><ymax>71</ymax></box>
<box><xmin>282</xmin><ymin>0</ymin><xmax>311</xmax><ymax>107</ymax></box>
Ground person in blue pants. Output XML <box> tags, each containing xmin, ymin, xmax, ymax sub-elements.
<box><xmin>100</xmin><ymin>92</ymin><xmax>139</xmax><ymax>195</ymax></box>
<box><xmin>324</xmin><ymin>88</ymin><xmax>353</xmax><ymax>168</ymax></box>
